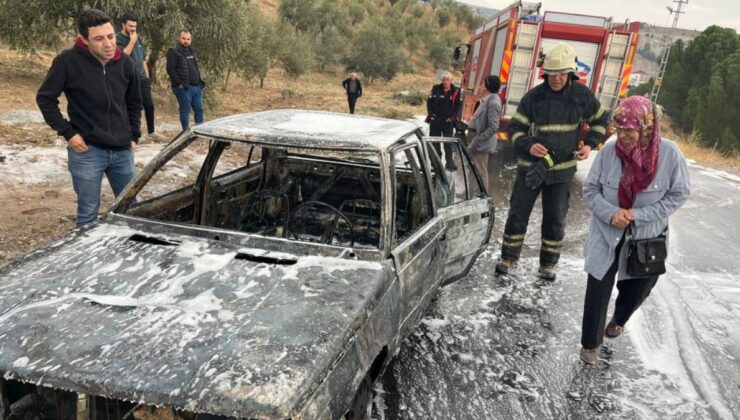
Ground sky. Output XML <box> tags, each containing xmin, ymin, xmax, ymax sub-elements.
<box><xmin>457</xmin><ymin>0</ymin><xmax>740</xmax><ymax>32</ymax></box>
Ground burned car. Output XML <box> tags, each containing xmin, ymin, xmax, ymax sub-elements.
<box><xmin>0</xmin><ymin>110</ymin><xmax>493</xmax><ymax>419</ymax></box>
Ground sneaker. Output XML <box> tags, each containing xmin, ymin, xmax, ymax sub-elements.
<box><xmin>538</xmin><ymin>265</ymin><xmax>557</xmax><ymax>281</ymax></box>
<box><xmin>604</xmin><ymin>321</ymin><xmax>624</xmax><ymax>339</ymax></box>
<box><xmin>146</xmin><ymin>132</ymin><xmax>167</xmax><ymax>142</ymax></box>
<box><xmin>580</xmin><ymin>347</ymin><xmax>599</xmax><ymax>366</ymax></box>
<box><xmin>495</xmin><ymin>259</ymin><xmax>515</xmax><ymax>275</ymax></box>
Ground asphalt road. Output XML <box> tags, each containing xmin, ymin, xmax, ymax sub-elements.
<box><xmin>379</xmin><ymin>143</ymin><xmax>740</xmax><ymax>419</ymax></box>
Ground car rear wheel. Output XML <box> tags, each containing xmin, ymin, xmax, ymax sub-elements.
<box><xmin>344</xmin><ymin>374</ymin><xmax>373</xmax><ymax>420</ymax></box>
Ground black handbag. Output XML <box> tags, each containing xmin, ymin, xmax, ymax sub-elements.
<box><xmin>626</xmin><ymin>223</ymin><xmax>668</xmax><ymax>277</ymax></box>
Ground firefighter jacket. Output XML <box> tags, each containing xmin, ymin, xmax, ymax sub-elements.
<box><xmin>507</xmin><ymin>79</ymin><xmax>608</xmax><ymax>184</ymax></box>
<box><xmin>426</xmin><ymin>83</ymin><xmax>461</xmax><ymax>131</ymax></box>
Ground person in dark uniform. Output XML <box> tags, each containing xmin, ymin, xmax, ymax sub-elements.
<box><xmin>342</xmin><ymin>73</ymin><xmax>363</xmax><ymax>114</ymax></box>
<box><xmin>426</xmin><ymin>72</ymin><xmax>462</xmax><ymax>170</ymax></box>
<box><xmin>495</xmin><ymin>43</ymin><xmax>608</xmax><ymax>281</ymax></box>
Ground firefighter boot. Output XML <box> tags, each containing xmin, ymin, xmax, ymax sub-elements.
<box><xmin>495</xmin><ymin>258</ymin><xmax>516</xmax><ymax>275</ymax></box>
<box><xmin>538</xmin><ymin>265</ymin><xmax>557</xmax><ymax>281</ymax></box>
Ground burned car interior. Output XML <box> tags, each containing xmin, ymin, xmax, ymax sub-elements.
<box><xmin>122</xmin><ymin>136</ymin><xmax>435</xmax><ymax>250</ymax></box>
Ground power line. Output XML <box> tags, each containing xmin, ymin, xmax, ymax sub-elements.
<box><xmin>650</xmin><ymin>0</ymin><xmax>688</xmax><ymax>103</ymax></box>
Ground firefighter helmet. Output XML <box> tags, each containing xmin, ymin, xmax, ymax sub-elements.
<box><xmin>542</xmin><ymin>43</ymin><xmax>577</xmax><ymax>74</ymax></box>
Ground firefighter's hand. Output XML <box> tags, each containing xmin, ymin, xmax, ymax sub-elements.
<box><xmin>575</xmin><ymin>145</ymin><xmax>592</xmax><ymax>161</ymax></box>
<box><xmin>68</xmin><ymin>134</ymin><xmax>89</xmax><ymax>153</ymax></box>
<box><xmin>610</xmin><ymin>208</ymin><xmax>634</xmax><ymax>229</ymax></box>
<box><xmin>529</xmin><ymin>143</ymin><xmax>548</xmax><ymax>158</ymax></box>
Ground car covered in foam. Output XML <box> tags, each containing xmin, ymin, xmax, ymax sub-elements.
<box><xmin>0</xmin><ymin>110</ymin><xmax>494</xmax><ymax>419</ymax></box>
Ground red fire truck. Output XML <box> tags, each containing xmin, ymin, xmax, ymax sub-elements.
<box><xmin>453</xmin><ymin>1</ymin><xmax>640</xmax><ymax>141</ymax></box>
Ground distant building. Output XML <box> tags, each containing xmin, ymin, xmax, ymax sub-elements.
<box><xmin>629</xmin><ymin>70</ymin><xmax>649</xmax><ymax>87</ymax></box>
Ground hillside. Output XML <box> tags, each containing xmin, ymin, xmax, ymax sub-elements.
<box><xmin>633</xmin><ymin>24</ymin><xmax>702</xmax><ymax>77</ymax></box>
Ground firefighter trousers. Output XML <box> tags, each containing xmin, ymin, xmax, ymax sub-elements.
<box><xmin>500</xmin><ymin>170</ymin><xmax>571</xmax><ymax>267</ymax></box>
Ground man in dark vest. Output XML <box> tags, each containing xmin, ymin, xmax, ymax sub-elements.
<box><xmin>166</xmin><ymin>29</ymin><xmax>205</xmax><ymax>130</ymax></box>
<box><xmin>37</xmin><ymin>9</ymin><xmax>142</xmax><ymax>228</ymax></box>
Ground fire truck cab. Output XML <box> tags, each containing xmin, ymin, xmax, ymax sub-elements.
<box><xmin>454</xmin><ymin>1</ymin><xmax>640</xmax><ymax>141</ymax></box>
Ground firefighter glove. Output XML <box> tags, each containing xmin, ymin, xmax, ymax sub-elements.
<box><xmin>525</xmin><ymin>153</ymin><xmax>554</xmax><ymax>190</ymax></box>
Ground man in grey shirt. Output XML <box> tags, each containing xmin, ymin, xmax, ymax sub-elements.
<box><xmin>116</xmin><ymin>13</ymin><xmax>159</xmax><ymax>139</ymax></box>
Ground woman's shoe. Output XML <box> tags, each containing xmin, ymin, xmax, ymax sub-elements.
<box><xmin>604</xmin><ymin>321</ymin><xmax>624</xmax><ymax>339</ymax></box>
<box><xmin>580</xmin><ymin>347</ymin><xmax>599</xmax><ymax>366</ymax></box>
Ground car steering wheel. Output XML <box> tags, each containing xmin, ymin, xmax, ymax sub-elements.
<box><xmin>237</xmin><ymin>189</ymin><xmax>290</xmax><ymax>233</ymax></box>
<box><xmin>288</xmin><ymin>201</ymin><xmax>355</xmax><ymax>246</ymax></box>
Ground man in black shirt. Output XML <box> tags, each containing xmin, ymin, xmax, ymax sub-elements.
<box><xmin>341</xmin><ymin>73</ymin><xmax>363</xmax><ymax>114</ymax></box>
<box><xmin>166</xmin><ymin>30</ymin><xmax>205</xmax><ymax>130</ymax></box>
<box><xmin>36</xmin><ymin>9</ymin><xmax>142</xmax><ymax>228</ymax></box>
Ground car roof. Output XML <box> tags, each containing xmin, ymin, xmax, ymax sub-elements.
<box><xmin>191</xmin><ymin>109</ymin><xmax>422</xmax><ymax>151</ymax></box>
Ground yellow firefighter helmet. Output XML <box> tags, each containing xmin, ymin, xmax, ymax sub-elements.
<box><xmin>542</xmin><ymin>43</ymin><xmax>577</xmax><ymax>74</ymax></box>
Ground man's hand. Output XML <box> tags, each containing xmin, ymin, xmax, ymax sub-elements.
<box><xmin>130</xmin><ymin>141</ymin><xmax>137</xmax><ymax>152</ymax></box>
<box><xmin>575</xmin><ymin>145</ymin><xmax>592</xmax><ymax>161</ymax></box>
<box><xmin>68</xmin><ymin>134</ymin><xmax>89</xmax><ymax>153</ymax></box>
<box><xmin>129</xmin><ymin>31</ymin><xmax>138</xmax><ymax>44</ymax></box>
<box><xmin>529</xmin><ymin>143</ymin><xmax>548</xmax><ymax>158</ymax></box>
<box><xmin>610</xmin><ymin>208</ymin><xmax>634</xmax><ymax>229</ymax></box>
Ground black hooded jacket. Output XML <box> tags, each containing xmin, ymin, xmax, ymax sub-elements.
<box><xmin>36</xmin><ymin>37</ymin><xmax>142</xmax><ymax>148</ymax></box>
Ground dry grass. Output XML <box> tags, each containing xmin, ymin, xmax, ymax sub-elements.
<box><xmin>661</xmin><ymin>117</ymin><xmax>740</xmax><ymax>176</ymax></box>
<box><xmin>0</xmin><ymin>44</ymin><xmax>435</xmax><ymax>129</ymax></box>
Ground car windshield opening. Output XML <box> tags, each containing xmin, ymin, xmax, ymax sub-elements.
<box><xmin>121</xmin><ymin>137</ymin><xmax>383</xmax><ymax>249</ymax></box>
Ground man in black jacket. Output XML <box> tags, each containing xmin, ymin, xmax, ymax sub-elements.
<box><xmin>495</xmin><ymin>43</ymin><xmax>608</xmax><ymax>281</ymax></box>
<box><xmin>166</xmin><ymin>30</ymin><xmax>205</xmax><ymax>130</ymax></box>
<box><xmin>341</xmin><ymin>73</ymin><xmax>362</xmax><ymax>114</ymax></box>
<box><xmin>426</xmin><ymin>72</ymin><xmax>462</xmax><ymax>170</ymax></box>
<box><xmin>37</xmin><ymin>9</ymin><xmax>142</xmax><ymax>228</ymax></box>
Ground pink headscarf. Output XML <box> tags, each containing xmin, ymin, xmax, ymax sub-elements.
<box><xmin>612</xmin><ymin>96</ymin><xmax>661</xmax><ymax>209</ymax></box>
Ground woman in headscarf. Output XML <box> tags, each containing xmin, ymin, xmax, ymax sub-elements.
<box><xmin>579</xmin><ymin>96</ymin><xmax>690</xmax><ymax>365</ymax></box>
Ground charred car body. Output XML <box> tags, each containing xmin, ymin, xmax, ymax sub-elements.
<box><xmin>0</xmin><ymin>110</ymin><xmax>494</xmax><ymax>419</ymax></box>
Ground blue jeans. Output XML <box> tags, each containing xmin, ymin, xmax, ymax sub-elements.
<box><xmin>173</xmin><ymin>85</ymin><xmax>204</xmax><ymax>129</ymax></box>
<box><xmin>68</xmin><ymin>145</ymin><xmax>135</xmax><ymax>228</ymax></box>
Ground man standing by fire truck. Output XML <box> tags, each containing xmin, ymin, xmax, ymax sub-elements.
<box><xmin>495</xmin><ymin>42</ymin><xmax>608</xmax><ymax>281</ymax></box>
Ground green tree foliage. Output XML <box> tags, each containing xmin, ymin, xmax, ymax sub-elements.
<box><xmin>693</xmin><ymin>50</ymin><xmax>740</xmax><ymax>154</ymax></box>
<box><xmin>344</xmin><ymin>22</ymin><xmax>407</xmax><ymax>82</ymax></box>
<box><xmin>659</xmin><ymin>27</ymin><xmax>740</xmax><ymax>155</ymax></box>
<box><xmin>0</xmin><ymin>0</ymin><xmax>252</xmax><ymax>85</ymax></box>
<box><xmin>658</xmin><ymin>39</ymin><xmax>686</xmax><ymax>127</ymax></box>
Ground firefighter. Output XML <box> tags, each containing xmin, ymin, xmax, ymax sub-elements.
<box><xmin>426</xmin><ymin>72</ymin><xmax>462</xmax><ymax>170</ymax></box>
<box><xmin>495</xmin><ymin>42</ymin><xmax>608</xmax><ymax>281</ymax></box>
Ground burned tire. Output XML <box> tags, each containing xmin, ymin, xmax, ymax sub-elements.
<box><xmin>344</xmin><ymin>374</ymin><xmax>373</xmax><ymax>420</ymax></box>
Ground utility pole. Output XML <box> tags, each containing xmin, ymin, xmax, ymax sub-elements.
<box><xmin>650</xmin><ymin>0</ymin><xmax>688</xmax><ymax>103</ymax></box>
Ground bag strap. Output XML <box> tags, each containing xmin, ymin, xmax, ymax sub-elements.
<box><xmin>627</xmin><ymin>221</ymin><xmax>668</xmax><ymax>240</ymax></box>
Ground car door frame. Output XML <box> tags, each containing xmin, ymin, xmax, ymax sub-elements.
<box><xmin>421</xmin><ymin>135</ymin><xmax>494</xmax><ymax>284</ymax></box>
<box><xmin>385</xmin><ymin>138</ymin><xmax>447</xmax><ymax>338</ymax></box>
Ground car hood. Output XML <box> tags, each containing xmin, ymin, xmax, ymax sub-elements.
<box><xmin>0</xmin><ymin>223</ymin><xmax>394</xmax><ymax>418</ymax></box>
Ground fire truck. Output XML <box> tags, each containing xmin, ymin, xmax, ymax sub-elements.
<box><xmin>453</xmin><ymin>1</ymin><xmax>640</xmax><ymax>141</ymax></box>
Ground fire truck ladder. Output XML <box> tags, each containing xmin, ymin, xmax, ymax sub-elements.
<box><xmin>597</xmin><ymin>31</ymin><xmax>631</xmax><ymax>113</ymax></box>
<box><xmin>503</xmin><ymin>21</ymin><xmax>541</xmax><ymax>118</ymax></box>
<box><xmin>517</xmin><ymin>1</ymin><xmax>541</xmax><ymax>18</ymax></box>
